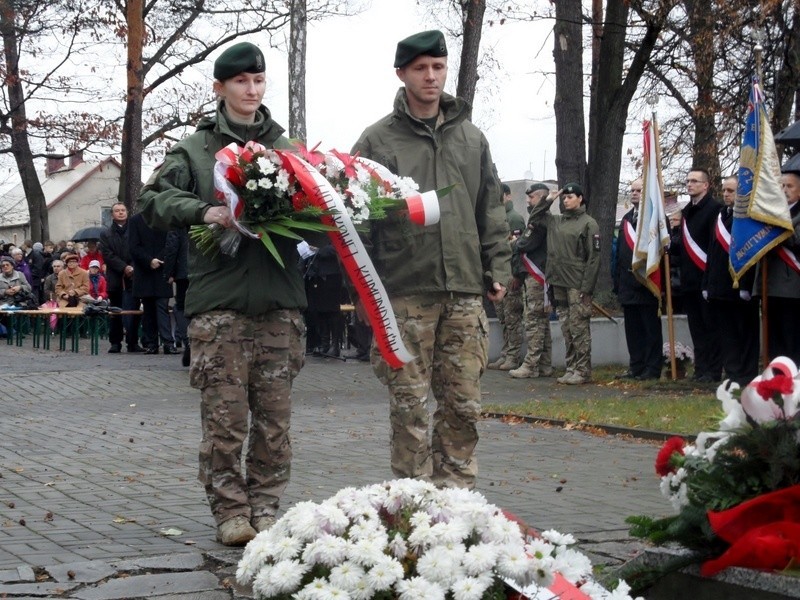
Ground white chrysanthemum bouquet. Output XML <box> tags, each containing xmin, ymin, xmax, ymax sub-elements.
<box><xmin>236</xmin><ymin>479</ymin><xmax>639</xmax><ymax>600</ymax></box>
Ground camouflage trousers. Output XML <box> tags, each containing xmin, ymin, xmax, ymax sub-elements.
<box><xmin>552</xmin><ymin>287</ymin><xmax>592</xmax><ymax>378</ymax></box>
<box><xmin>371</xmin><ymin>293</ymin><xmax>489</xmax><ymax>490</ymax></box>
<box><xmin>188</xmin><ymin>309</ymin><xmax>304</xmax><ymax>526</ymax></box>
<box><xmin>520</xmin><ymin>279</ymin><xmax>552</xmax><ymax>370</ymax></box>
<box><xmin>493</xmin><ymin>286</ymin><xmax>524</xmax><ymax>363</ymax></box>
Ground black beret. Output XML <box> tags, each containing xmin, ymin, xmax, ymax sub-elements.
<box><xmin>562</xmin><ymin>182</ymin><xmax>583</xmax><ymax>196</ymax></box>
<box><xmin>394</xmin><ymin>30</ymin><xmax>448</xmax><ymax>68</ymax></box>
<box><xmin>525</xmin><ymin>183</ymin><xmax>550</xmax><ymax>195</ymax></box>
<box><xmin>781</xmin><ymin>153</ymin><xmax>800</xmax><ymax>176</ymax></box>
<box><xmin>214</xmin><ymin>42</ymin><xmax>265</xmax><ymax>81</ymax></box>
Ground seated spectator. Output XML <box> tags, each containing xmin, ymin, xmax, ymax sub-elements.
<box><xmin>79</xmin><ymin>241</ymin><xmax>105</xmax><ymax>272</ymax></box>
<box><xmin>85</xmin><ymin>260</ymin><xmax>108</xmax><ymax>301</ymax></box>
<box><xmin>10</xmin><ymin>247</ymin><xmax>32</xmax><ymax>285</ymax></box>
<box><xmin>55</xmin><ymin>253</ymin><xmax>90</xmax><ymax>308</ymax></box>
<box><xmin>0</xmin><ymin>255</ymin><xmax>33</xmax><ymax>306</ymax></box>
<box><xmin>42</xmin><ymin>259</ymin><xmax>64</xmax><ymax>302</ymax></box>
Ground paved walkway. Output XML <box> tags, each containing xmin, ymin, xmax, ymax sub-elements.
<box><xmin>0</xmin><ymin>344</ymin><xmax>670</xmax><ymax>598</ymax></box>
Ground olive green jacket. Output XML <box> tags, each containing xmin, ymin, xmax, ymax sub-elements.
<box><xmin>351</xmin><ymin>88</ymin><xmax>510</xmax><ymax>296</ymax></box>
<box><xmin>530</xmin><ymin>198</ymin><xmax>600</xmax><ymax>294</ymax></box>
<box><xmin>137</xmin><ymin>102</ymin><xmax>303</xmax><ymax>317</ymax></box>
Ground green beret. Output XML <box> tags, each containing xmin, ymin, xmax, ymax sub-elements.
<box><xmin>525</xmin><ymin>183</ymin><xmax>550</xmax><ymax>195</ymax></box>
<box><xmin>394</xmin><ymin>30</ymin><xmax>447</xmax><ymax>68</ymax></box>
<box><xmin>563</xmin><ymin>182</ymin><xmax>583</xmax><ymax>196</ymax></box>
<box><xmin>214</xmin><ymin>42</ymin><xmax>265</xmax><ymax>81</ymax></box>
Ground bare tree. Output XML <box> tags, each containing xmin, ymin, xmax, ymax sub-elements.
<box><xmin>288</xmin><ymin>0</ymin><xmax>307</xmax><ymax>141</ymax></box>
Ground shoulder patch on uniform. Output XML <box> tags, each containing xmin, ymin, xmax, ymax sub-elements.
<box><xmin>593</xmin><ymin>234</ymin><xmax>601</xmax><ymax>251</ymax></box>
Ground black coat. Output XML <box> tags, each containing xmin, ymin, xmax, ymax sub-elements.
<box><xmin>163</xmin><ymin>228</ymin><xmax>189</xmax><ymax>281</ymax></box>
<box><xmin>100</xmin><ymin>220</ymin><xmax>133</xmax><ymax>293</ymax></box>
<box><xmin>671</xmin><ymin>193</ymin><xmax>721</xmax><ymax>293</ymax></box>
<box><xmin>704</xmin><ymin>205</ymin><xmax>755</xmax><ymax>300</ymax></box>
<box><xmin>756</xmin><ymin>202</ymin><xmax>800</xmax><ymax>299</ymax></box>
<box><xmin>614</xmin><ymin>207</ymin><xmax>659</xmax><ymax>306</ymax></box>
<box><xmin>129</xmin><ymin>213</ymin><xmax>173</xmax><ymax>299</ymax></box>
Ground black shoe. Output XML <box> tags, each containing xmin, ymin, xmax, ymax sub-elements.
<box><xmin>127</xmin><ymin>345</ymin><xmax>144</xmax><ymax>353</ymax></box>
<box><xmin>182</xmin><ymin>345</ymin><xmax>191</xmax><ymax>367</ymax></box>
<box><xmin>163</xmin><ymin>345</ymin><xmax>178</xmax><ymax>355</ymax></box>
<box><xmin>175</xmin><ymin>340</ymin><xmax>182</xmax><ymax>349</ymax></box>
<box><xmin>693</xmin><ymin>374</ymin><xmax>716</xmax><ymax>383</ymax></box>
<box><xmin>614</xmin><ymin>371</ymin><xmax>638</xmax><ymax>380</ymax></box>
<box><xmin>636</xmin><ymin>372</ymin><xmax>661</xmax><ymax>381</ymax></box>
<box><xmin>144</xmin><ymin>346</ymin><xmax>159</xmax><ymax>355</ymax></box>
<box><xmin>108</xmin><ymin>344</ymin><xmax>122</xmax><ymax>354</ymax></box>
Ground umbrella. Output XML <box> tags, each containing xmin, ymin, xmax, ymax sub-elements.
<box><xmin>775</xmin><ymin>120</ymin><xmax>800</xmax><ymax>148</ymax></box>
<box><xmin>70</xmin><ymin>226</ymin><xmax>106</xmax><ymax>242</ymax></box>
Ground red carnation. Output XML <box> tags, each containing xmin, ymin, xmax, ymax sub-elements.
<box><xmin>655</xmin><ymin>436</ymin><xmax>686</xmax><ymax>476</ymax></box>
<box><xmin>755</xmin><ymin>374</ymin><xmax>794</xmax><ymax>400</ymax></box>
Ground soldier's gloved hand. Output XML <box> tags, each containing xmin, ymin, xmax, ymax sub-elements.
<box><xmin>702</xmin><ymin>290</ymin><xmax>708</xmax><ymax>300</ymax></box>
<box><xmin>739</xmin><ymin>290</ymin><xmax>752</xmax><ymax>301</ymax></box>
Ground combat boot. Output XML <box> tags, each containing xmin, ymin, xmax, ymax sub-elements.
<box><xmin>560</xmin><ymin>372</ymin><xmax>590</xmax><ymax>385</ymax></box>
<box><xmin>497</xmin><ymin>358</ymin><xmax>518</xmax><ymax>371</ymax></box>
<box><xmin>252</xmin><ymin>515</ymin><xmax>277</xmax><ymax>532</ymax></box>
<box><xmin>509</xmin><ymin>365</ymin><xmax>537</xmax><ymax>378</ymax></box>
<box><xmin>216</xmin><ymin>516</ymin><xmax>257</xmax><ymax>546</ymax></box>
<box><xmin>487</xmin><ymin>357</ymin><xmax>507</xmax><ymax>369</ymax></box>
<box><xmin>556</xmin><ymin>371</ymin><xmax>575</xmax><ymax>384</ymax></box>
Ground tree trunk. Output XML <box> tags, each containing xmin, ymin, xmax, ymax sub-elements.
<box><xmin>685</xmin><ymin>0</ymin><xmax>720</xmax><ymax>185</ymax></box>
<box><xmin>772</xmin><ymin>0</ymin><xmax>800</xmax><ymax>138</ymax></box>
<box><xmin>0</xmin><ymin>1</ymin><xmax>48</xmax><ymax>242</ymax></box>
<box><xmin>456</xmin><ymin>0</ymin><xmax>486</xmax><ymax>116</ymax></box>
<box><xmin>552</xmin><ymin>0</ymin><xmax>586</xmax><ymax>188</ymax></box>
<box><xmin>119</xmin><ymin>0</ymin><xmax>144</xmax><ymax>211</ymax></box>
<box><xmin>289</xmin><ymin>0</ymin><xmax>307</xmax><ymax>142</ymax></box>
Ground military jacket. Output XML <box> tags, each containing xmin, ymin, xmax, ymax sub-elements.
<box><xmin>351</xmin><ymin>88</ymin><xmax>510</xmax><ymax>296</ymax></box>
<box><xmin>530</xmin><ymin>198</ymin><xmax>600</xmax><ymax>294</ymax></box>
<box><xmin>137</xmin><ymin>102</ymin><xmax>303</xmax><ymax>318</ymax></box>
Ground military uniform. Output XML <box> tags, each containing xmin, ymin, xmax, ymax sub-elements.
<box><xmin>352</xmin><ymin>32</ymin><xmax>510</xmax><ymax>489</ymax></box>
<box><xmin>489</xmin><ymin>201</ymin><xmax>527</xmax><ymax>370</ymax></box>
<box><xmin>529</xmin><ymin>191</ymin><xmax>600</xmax><ymax>382</ymax></box>
<box><xmin>510</xmin><ymin>208</ymin><xmax>552</xmax><ymax>377</ymax></box>
<box><xmin>138</xmin><ymin>96</ymin><xmax>304</xmax><ymax>529</ymax></box>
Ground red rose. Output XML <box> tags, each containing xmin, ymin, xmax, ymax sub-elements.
<box><xmin>655</xmin><ymin>436</ymin><xmax>686</xmax><ymax>476</ymax></box>
<box><xmin>755</xmin><ymin>374</ymin><xmax>794</xmax><ymax>400</ymax></box>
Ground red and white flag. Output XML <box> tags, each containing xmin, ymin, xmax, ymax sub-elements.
<box><xmin>632</xmin><ymin>118</ymin><xmax>670</xmax><ymax>298</ymax></box>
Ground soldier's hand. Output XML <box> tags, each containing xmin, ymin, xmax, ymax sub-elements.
<box><xmin>203</xmin><ymin>205</ymin><xmax>233</xmax><ymax>228</ymax></box>
<box><xmin>487</xmin><ymin>281</ymin><xmax>506</xmax><ymax>302</ymax></box>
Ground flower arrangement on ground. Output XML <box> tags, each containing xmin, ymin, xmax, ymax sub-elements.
<box><xmin>237</xmin><ymin>478</ymin><xmax>640</xmax><ymax>600</ymax></box>
<box><xmin>628</xmin><ymin>356</ymin><xmax>800</xmax><ymax>578</ymax></box>
<box><xmin>661</xmin><ymin>341</ymin><xmax>694</xmax><ymax>375</ymax></box>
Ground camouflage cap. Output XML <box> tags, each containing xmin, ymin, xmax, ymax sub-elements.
<box><xmin>213</xmin><ymin>42</ymin><xmax>265</xmax><ymax>81</ymax></box>
<box><xmin>562</xmin><ymin>182</ymin><xmax>583</xmax><ymax>196</ymax></box>
<box><xmin>394</xmin><ymin>30</ymin><xmax>448</xmax><ymax>68</ymax></box>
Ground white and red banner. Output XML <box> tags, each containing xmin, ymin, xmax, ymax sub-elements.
<box><xmin>715</xmin><ymin>213</ymin><xmax>731</xmax><ymax>253</ymax></box>
<box><xmin>520</xmin><ymin>255</ymin><xmax>549</xmax><ymax>307</ymax></box>
<box><xmin>279</xmin><ymin>152</ymin><xmax>415</xmax><ymax>368</ymax></box>
<box><xmin>632</xmin><ymin>119</ymin><xmax>670</xmax><ymax>298</ymax></box>
<box><xmin>213</xmin><ymin>141</ymin><xmax>266</xmax><ymax>240</ymax></box>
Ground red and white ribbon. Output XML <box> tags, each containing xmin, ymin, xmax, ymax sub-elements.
<box><xmin>521</xmin><ymin>254</ymin><xmax>549</xmax><ymax>308</ymax></box>
<box><xmin>279</xmin><ymin>151</ymin><xmax>414</xmax><ymax>368</ymax></box>
<box><xmin>682</xmin><ymin>218</ymin><xmax>707</xmax><ymax>271</ymax></box>
<box><xmin>623</xmin><ymin>219</ymin><xmax>636</xmax><ymax>251</ymax></box>
<box><xmin>354</xmin><ymin>156</ymin><xmax>441</xmax><ymax>226</ymax></box>
<box><xmin>715</xmin><ymin>213</ymin><xmax>731</xmax><ymax>253</ymax></box>
<box><xmin>777</xmin><ymin>246</ymin><xmax>800</xmax><ymax>275</ymax></box>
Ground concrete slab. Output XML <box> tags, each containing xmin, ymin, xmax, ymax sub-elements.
<box><xmin>71</xmin><ymin>572</ymin><xmax>221</xmax><ymax>600</ymax></box>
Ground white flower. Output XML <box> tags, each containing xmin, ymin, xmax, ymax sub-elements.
<box><xmin>462</xmin><ymin>542</ymin><xmax>498</xmax><ymax>575</ymax></box>
<box><xmin>450</xmin><ymin>575</ymin><xmax>492</xmax><ymax>600</ymax></box>
<box><xmin>329</xmin><ymin>561</ymin><xmax>365</xmax><ymax>591</ymax></box>
<box><xmin>524</xmin><ymin>537</ymin><xmax>555</xmax><ymax>560</ymax></box>
<box><xmin>365</xmin><ymin>555</ymin><xmax>404</xmax><ymax>590</ymax></box>
<box><xmin>388</xmin><ymin>532</ymin><xmax>408</xmax><ymax>559</ymax></box>
<box><xmin>302</xmin><ymin>534</ymin><xmax>349</xmax><ymax>567</ymax></box>
<box><xmin>482</xmin><ymin>513</ymin><xmax>522</xmax><ymax>545</ymax></box>
<box><xmin>496</xmin><ymin>547</ymin><xmax>532</xmax><ymax>581</ymax></box>
<box><xmin>552</xmin><ymin>548</ymin><xmax>592</xmax><ymax>582</ymax></box>
<box><xmin>416</xmin><ymin>545</ymin><xmax>464</xmax><ymax>586</ymax></box>
<box><xmin>540</xmin><ymin>529</ymin><xmax>576</xmax><ymax>548</ymax></box>
<box><xmin>256</xmin><ymin>155</ymin><xmax>276</xmax><ymax>175</ymax></box>
<box><xmin>251</xmin><ymin>560</ymin><xmax>308</xmax><ymax>597</ymax></box>
<box><xmin>257</xmin><ymin>177</ymin><xmax>274</xmax><ymax>190</ymax></box>
<box><xmin>246</xmin><ymin>179</ymin><xmax>258</xmax><ymax>191</ymax></box>
<box><xmin>396</xmin><ymin>576</ymin><xmax>446</xmax><ymax>600</ymax></box>
<box><xmin>274</xmin><ymin>169</ymin><xmax>291</xmax><ymax>193</ymax></box>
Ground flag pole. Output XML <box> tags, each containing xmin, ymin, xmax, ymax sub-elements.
<box><xmin>761</xmin><ymin>257</ymin><xmax>769</xmax><ymax>366</ymax></box>
<box><xmin>648</xmin><ymin>98</ymin><xmax>677</xmax><ymax>380</ymax></box>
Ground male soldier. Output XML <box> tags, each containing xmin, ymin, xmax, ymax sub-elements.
<box><xmin>352</xmin><ymin>30</ymin><xmax>510</xmax><ymax>489</ymax></box>
<box><xmin>671</xmin><ymin>167</ymin><xmax>722</xmax><ymax>382</ymax></box>
<box><xmin>488</xmin><ymin>183</ymin><xmax>526</xmax><ymax>370</ymax></box>
<box><xmin>613</xmin><ymin>179</ymin><xmax>663</xmax><ymax>380</ymax></box>
<box><xmin>509</xmin><ymin>183</ymin><xmax>554</xmax><ymax>378</ymax></box>
<box><xmin>756</xmin><ymin>160</ymin><xmax>800</xmax><ymax>363</ymax></box>
<box><xmin>529</xmin><ymin>183</ymin><xmax>600</xmax><ymax>384</ymax></box>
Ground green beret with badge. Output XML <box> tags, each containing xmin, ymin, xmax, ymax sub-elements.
<box><xmin>394</xmin><ymin>30</ymin><xmax>448</xmax><ymax>68</ymax></box>
<box><xmin>214</xmin><ymin>42</ymin><xmax>265</xmax><ymax>81</ymax></box>
<box><xmin>562</xmin><ymin>182</ymin><xmax>583</xmax><ymax>197</ymax></box>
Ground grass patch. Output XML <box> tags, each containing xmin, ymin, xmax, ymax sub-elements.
<box><xmin>486</xmin><ymin>365</ymin><xmax>722</xmax><ymax>435</ymax></box>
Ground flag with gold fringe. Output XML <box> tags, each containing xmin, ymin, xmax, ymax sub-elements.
<box><xmin>730</xmin><ymin>79</ymin><xmax>792</xmax><ymax>286</ymax></box>
<box><xmin>632</xmin><ymin>118</ymin><xmax>670</xmax><ymax>298</ymax></box>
